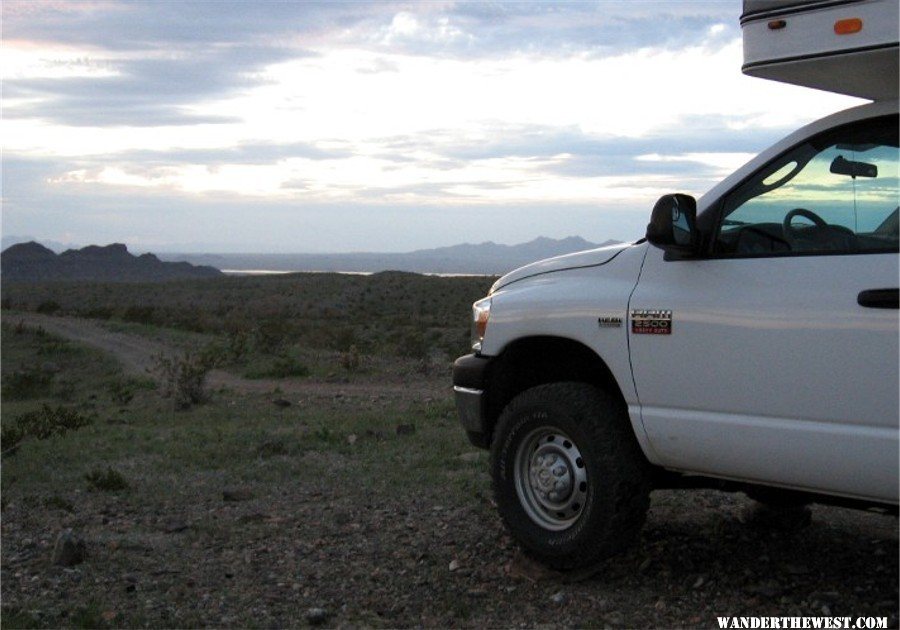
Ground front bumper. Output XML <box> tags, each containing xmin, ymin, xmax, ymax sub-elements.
<box><xmin>452</xmin><ymin>353</ymin><xmax>492</xmax><ymax>448</ymax></box>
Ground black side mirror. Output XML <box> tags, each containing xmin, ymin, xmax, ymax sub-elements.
<box><xmin>646</xmin><ymin>193</ymin><xmax>699</xmax><ymax>257</ymax></box>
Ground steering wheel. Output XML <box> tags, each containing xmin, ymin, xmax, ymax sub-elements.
<box><xmin>783</xmin><ymin>208</ymin><xmax>828</xmax><ymax>243</ymax></box>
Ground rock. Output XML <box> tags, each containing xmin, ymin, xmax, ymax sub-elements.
<box><xmin>692</xmin><ymin>575</ymin><xmax>705</xmax><ymax>589</ymax></box>
<box><xmin>550</xmin><ymin>591</ymin><xmax>567</xmax><ymax>605</ymax></box>
<box><xmin>272</xmin><ymin>398</ymin><xmax>291</xmax><ymax>408</ymax></box>
<box><xmin>223</xmin><ymin>488</ymin><xmax>254</xmax><ymax>502</ymax></box>
<box><xmin>238</xmin><ymin>512</ymin><xmax>268</xmax><ymax>523</ymax></box>
<box><xmin>256</xmin><ymin>440</ymin><xmax>289</xmax><ymax>457</ymax></box>
<box><xmin>603</xmin><ymin>611</ymin><xmax>625</xmax><ymax>626</ymax></box>
<box><xmin>346</xmin><ymin>434</ymin><xmax>358</xmax><ymax>445</ymax></box>
<box><xmin>784</xmin><ymin>563</ymin><xmax>808</xmax><ymax>576</ymax></box>
<box><xmin>162</xmin><ymin>519</ymin><xmax>189</xmax><ymax>533</ymax></box>
<box><xmin>395</xmin><ymin>424</ymin><xmax>415</xmax><ymax>436</ymax></box>
<box><xmin>305</xmin><ymin>607</ymin><xmax>328</xmax><ymax>626</ymax></box>
<box><xmin>747</xmin><ymin>583</ymin><xmax>782</xmax><ymax>598</ymax></box>
<box><xmin>504</xmin><ymin>550</ymin><xmax>556</xmax><ymax>582</ymax></box>
<box><xmin>746</xmin><ymin>503</ymin><xmax>812</xmax><ymax>531</ymax></box>
<box><xmin>448</xmin><ymin>559</ymin><xmax>460</xmax><ymax>572</ymax></box>
<box><xmin>52</xmin><ymin>530</ymin><xmax>85</xmax><ymax>566</ymax></box>
<box><xmin>457</xmin><ymin>452</ymin><xmax>483</xmax><ymax>463</ymax></box>
<box><xmin>41</xmin><ymin>361</ymin><xmax>61</xmax><ymax>374</ymax></box>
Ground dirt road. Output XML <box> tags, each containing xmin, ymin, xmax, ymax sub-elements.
<box><xmin>8</xmin><ymin>312</ymin><xmax>447</xmax><ymax>401</ymax></box>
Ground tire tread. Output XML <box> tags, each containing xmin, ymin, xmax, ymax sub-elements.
<box><xmin>490</xmin><ymin>382</ymin><xmax>651</xmax><ymax>570</ymax></box>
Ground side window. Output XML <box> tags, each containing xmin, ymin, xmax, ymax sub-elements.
<box><xmin>715</xmin><ymin>116</ymin><xmax>899</xmax><ymax>256</ymax></box>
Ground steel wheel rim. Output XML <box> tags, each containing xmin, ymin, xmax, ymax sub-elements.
<box><xmin>513</xmin><ymin>426</ymin><xmax>588</xmax><ymax>531</ymax></box>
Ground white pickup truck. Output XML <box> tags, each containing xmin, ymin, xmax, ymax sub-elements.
<box><xmin>453</xmin><ymin>0</ymin><xmax>899</xmax><ymax>570</ymax></box>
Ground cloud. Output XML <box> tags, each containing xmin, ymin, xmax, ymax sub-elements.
<box><xmin>4</xmin><ymin>43</ymin><xmax>307</xmax><ymax>126</ymax></box>
<box><xmin>1</xmin><ymin>0</ymin><xmax>868</xmax><ymax>252</ymax></box>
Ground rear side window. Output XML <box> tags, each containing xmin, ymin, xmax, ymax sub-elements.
<box><xmin>715</xmin><ymin>116</ymin><xmax>899</xmax><ymax>256</ymax></box>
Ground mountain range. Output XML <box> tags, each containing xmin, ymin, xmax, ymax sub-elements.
<box><xmin>159</xmin><ymin>236</ymin><xmax>621</xmax><ymax>275</ymax></box>
<box><xmin>1</xmin><ymin>236</ymin><xmax>623</xmax><ymax>281</ymax></box>
<box><xmin>1</xmin><ymin>242</ymin><xmax>222</xmax><ymax>283</ymax></box>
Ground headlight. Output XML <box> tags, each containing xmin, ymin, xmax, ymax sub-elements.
<box><xmin>471</xmin><ymin>297</ymin><xmax>491</xmax><ymax>352</ymax></box>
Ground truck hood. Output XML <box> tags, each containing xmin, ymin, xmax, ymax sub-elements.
<box><xmin>491</xmin><ymin>241</ymin><xmax>636</xmax><ymax>293</ymax></box>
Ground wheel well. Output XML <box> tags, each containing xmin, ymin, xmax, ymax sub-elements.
<box><xmin>483</xmin><ymin>336</ymin><xmax>624</xmax><ymax>444</ymax></box>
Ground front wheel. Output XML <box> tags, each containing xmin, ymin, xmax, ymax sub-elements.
<box><xmin>491</xmin><ymin>382</ymin><xmax>651</xmax><ymax>570</ymax></box>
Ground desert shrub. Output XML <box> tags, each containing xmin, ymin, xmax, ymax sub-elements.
<box><xmin>195</xmin><ymin>334</ymin><xmax>246</xmax><ymax>368</ymax></box>
<box><xmin>443</xmin><ymin>333</ymin><xmax>470</xmax><ymax>360</ymax></box>
<box><xmin>396</xmin><ymin>329</ymin><xmax>429</xmax><ymax>360</ymax></box>
<box><xmin>311</xmin><ymin>426</ymin><xmax>339</xmax><ymax>446</ymax></box>
<box><xmin>225</xmin><ymin>329</ymin><xmax>250</xmax><ymax>361</ymax></box>
<box><xmin>1</xmin><ymin>405</ymin><xmax>92</xmax><ymax>456</ymax></box>
<box><xmin>340</xmin><ymin>345</ymin><xmax>361</xmax><ymax>372</ymax></box>
<box><xmin>254</xmin><ymin>318</ymin><xmax>291</xmax><ymax>353</ymax></box>
<box><xmin>44</xmin><ymin>495</ymin><xmax>75</xmax><ymax>512</ymax></box>
<box><xmin>245</xmin><ymin>354</ymin><xmax>310</xmax><ymax>379</ymax></box>
<box><xmin>109</xmin><ymin>376</ymin><xmax>156</xmax><ymax>406</ymax></box>
<box><xmin>2</xmin><ymin>366</ymin><xmax>53</xmax><ymax>400</ymax></box>
<box><xmin>13</xmin><ymin>319</ymin><xmax>49</xmax><ymax>341</ymax></box>
<box><xmin>170</xmin><ymin>309</ymin><xmax>211</xmax><ymax>333</ymax></box>
<box><xmin>152</xmin><ymin>352</ymin><xmax>213</xmax><ymax>410</ymax></box>
<box><xmin>256</xmin><ymin>439</ymin><xmax>290</xmax><ymax>458</ymax></box>
<box><xmin>122</xmin><ymin>305</ymin><xmax>156</xmax><ymax>325</ymax></box>
<box><xmin>108</xmin><ymin>378</ymin><xmax>136</xmax><ymax>405</ymax></box>
<box><xmin>54</xmin><ymin>378</ymin><xmax>77</xmax><ymax>401</ymax></box>
<box><xmin>36</xmin><ymin>334</ymin><xmax>79</xmax><ymax>356</ymax></box>
<box><xmin>330</xmin><ymin>325</ymin><xmax>358</xmax><ymax>352</ymax></box>
<box><xmin>35</xmin><ymin>300</ymin><xmax>61</xmax><ymax>315</ymax></box>
<box><xmin>85</xmin><ymin>467</ymin><xmax>129</xmax><ymax>492</ymax></box>
<box><xmin>83</xmin><ymin>306</ymin><xmax>114</xmax><ymax>320</ymax></box>
<box><xmin>269</xmin><ymin>355</ymin><xmax>310</xmax><ymax>378</ymax></box>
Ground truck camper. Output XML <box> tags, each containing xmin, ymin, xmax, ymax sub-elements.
<box><xmin>452</xmin><ymin>0</ymin><xmax>899</xmax><ymax>569</ymax></box>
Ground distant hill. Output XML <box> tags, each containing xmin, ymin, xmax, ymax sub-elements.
<box><xmin>161</xmin><ymin>236</ymin><xmax>622</xmax><ymax>275</ymax></box>
<box><xmin>1</xmin><ymin>235</ymin><xmax>77</xmax><ymax>253</ymax></box>
<box><xmin>1</xmin><ymin>242</ymin><xmax>223</xmax><ymax>283</ymax></box>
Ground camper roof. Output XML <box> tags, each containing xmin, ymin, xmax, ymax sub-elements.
<box><xmin>742</xmin><ymin>1</ymin><xmax>835</xmax><ymax>22</ymax></box>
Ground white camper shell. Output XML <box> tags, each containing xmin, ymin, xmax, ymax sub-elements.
<box><xmin>742</xmin><ymin>0</ymin><xmax>899</xmax><ymax>100</ymax></box>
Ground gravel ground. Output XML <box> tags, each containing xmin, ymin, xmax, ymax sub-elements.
<box><xmin>3</xmin><ymin>481</ymin><xmax>897</xmax><ymax>628</ymax></box>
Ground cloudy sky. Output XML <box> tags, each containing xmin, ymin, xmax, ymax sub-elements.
<box><xmin>2</xmin><ymin>1</ymin><xmax>862</xmax><ymax>253</ymax></box>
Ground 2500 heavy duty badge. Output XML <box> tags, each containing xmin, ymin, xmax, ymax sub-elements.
<box><xmin>631</xmin><ymin>309</ymin><xmax>672</xmax><ymax>335</ymax></box>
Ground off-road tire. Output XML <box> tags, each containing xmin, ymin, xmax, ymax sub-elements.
<box><xmin>491</xmin><ymin>382</ymin><xmax>651</xmax><ymax>570</ymax></box>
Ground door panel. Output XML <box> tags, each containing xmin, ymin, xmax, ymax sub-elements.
<box><xmin>629</xmin><ymin>247</ymin><xmax>899</xmax><ymax>501</ymax></box>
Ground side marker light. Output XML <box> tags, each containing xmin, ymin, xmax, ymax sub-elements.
<box><xmin>834</xmin><ymin>18</ymin><xmax>863</xmax><ymax>35</ymax></box>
